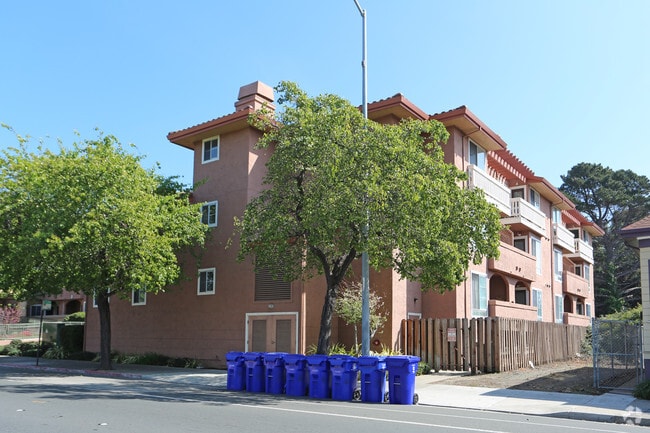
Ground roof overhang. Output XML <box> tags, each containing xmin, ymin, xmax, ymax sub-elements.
<box><xmin>167</xmin><ymin>108</ymin><xmax>254</xmax><ymax>149</ymax></box>
<box><xmin>431</xmin><ymin>106</ymin><xmax>507</xmax><ymax>152</ymax></box>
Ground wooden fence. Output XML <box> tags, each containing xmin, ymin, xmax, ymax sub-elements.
<box><xmin>400</xmin><ymin>317</ymin><xmax>588</xmax><ymax>373</ymax></box>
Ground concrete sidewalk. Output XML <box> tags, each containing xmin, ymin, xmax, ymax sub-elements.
<box><xmin>1</xmin><ymin>356</ymin><xmax>649</xmax><ymax>426</ymax></box>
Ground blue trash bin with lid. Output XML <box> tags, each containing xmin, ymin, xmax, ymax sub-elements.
<box><xmin>306</xmin><ymin>354</ymin><xmax>330</xmax><ymax>399</ymax></box>
<box><xmin>226</xmin><ymin>351</ymin><xmax>246</xmax><ymax>391</ymax></box>
<box><xmin>385</xmin><ymin>355</ymin><xmax>420</xmax><ymax>405</ymax></box>
<box><xmin>358</xmin><ymin>356</ymin><xmax>387</xmax><ymax>403</ymax></box>
<box><xmin>243</xmin><ymin>352</ymin><xmax>265</xmax><ymax>392</ymax></box>
<box><xmin>264</xmin><ymin>352</ymin><xmax>287</xmax><ymax>394</ymax></box>
<box><xmin>284</xmin><ymin>354</ymin><xmax>308</xmax><ymax>397</ymax></box>
<box><xmin>329</xmin><ymin>355</ymin><xmax>358</xmax><ymax>401</ymax></box>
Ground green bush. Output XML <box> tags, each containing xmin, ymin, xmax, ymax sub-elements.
<box><xmin>60</xmin><ymin>324</ymin><xmax>84</xmax><ymax>353</ymax></box>
<box><xmin>43</xmin><ymin>345</ymin><xmax>67</xmax><ymax>359</ymax></box>
<box><xmin>634</xmin><ymin>380</ymin><xmax>650</xmax><ymax>400</ymax></box>
<box><xmin>64</xmin><ymin>312</ymin><xmax>86</xmax><ymax>322</ymax></box>
<box><xmin>67</xmin><ymin>351</ymin><xmax>96</xmax><ymax>361</ymax></box>
<box><xmin>417</xmin><ymin>361</ymin><xmax>431</xmax><ymax>376</ymax></box>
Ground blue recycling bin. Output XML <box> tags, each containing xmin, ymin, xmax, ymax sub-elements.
<box><xmin>358</xmin><ymin>356</ymin><xmax>387</xmax><ymax>403</ymax></box>
<box><xmin>284</xmin><ymin>354</ymin><xmax>308</xmax><ymax>397</ymax></box>
<box><xmin>306</xmin><ymin>354</ymin><xmax>330</xmax><ymax>399</ymax></box>
<box><xmin>226</xmin><ymin>351</ymin><xmax>246</xmax><ymax>391</ymax></box>
<box><xmin>243</xmin><ymin>352</ymin><xmax>265</xmax><ymax>392</ymax></box>
<box><xmin>385</xmin><ymin>355</ymin><xmax>420</xmax><ymax>405</ymax></box>
<box><xmin>264</xmin><ymin>352</ymin><xmax>287</xmax><ymax>394</ymax></box>
<box><xmin>329</xmin><ymin>355</ymin><xmax>358</xmax><ymax>401</ymax></box>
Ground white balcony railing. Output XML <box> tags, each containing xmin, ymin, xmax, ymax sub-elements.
<box><xmin>553</xmin><ymin>223</ymin><xmax>575</xmax><ymax>252</ymax></box>
<box><xmin>566</xmin><ymin>238</ymin><xmax>594</xmax><ymax>263</ymax></box>
<box><xmin>467</xmin><ymin>165</ymin><xmax>511</xmax><ymax>215</ymax></box>
<box><xmin>501</xmin><ymin>198</ymin><xmax>547</xmax><ymax>237</ymax></box>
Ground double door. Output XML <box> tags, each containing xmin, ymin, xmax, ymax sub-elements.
<box><xmin>247</xmin><ymin>313</ymin><xmax>297</xmax><ymax>353</ymax></box>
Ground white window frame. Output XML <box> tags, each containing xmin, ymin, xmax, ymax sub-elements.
<box><xmin>201</xmin><ymin>201</ymin><xmax>218</xmax><ymax>227</ymax></box>
<box><xmin>529</xmin><ymin>188</ymin><xmax>541</xmax><ymax>209</ymax></box>
<box><xmin>552</xmin><ymin>207</ymin><xmax>562</xmax><ymax>224</ymax></box>
<box><xmin>197</xmin><ymin>268</ymin><xmax>216</xmax><ymax>295</ymax></box>
<box><xmin>468</xmin><ymin>140</ymin><xmax>486</xmax><ymax>170</ymax></box>
<box><xmin>586</xmin><ymin>303</ymin><xmax>592</xmax><ymax>318</ymax></box>
<box><xmin>531</xmin><ymin>236</ymin><xmax>542</xmax><ymax>275</ymax></box>
<box><xmin>471</xmin><ymin>272</ymin><xmax>488</xmax><ymax>317</ymax></box>
<box><xmin>553</xmin><ymin>248</ymin><xmax>563</xmax><ymax>281</ymax></box>
<box><xmin>532</xmin><ymin>288</ymin><xmax>543</xmax><ymax>321</ymax></box>
<box><xmin>132</xmin><ymin>288</ymin><xmax>146</xmax><ymax>306</ymax></box>
<box><xmin>584</xmin><ymin>263</ymin><xmax>591</xmax><ymax>290</ymax></box>
<box><xmin>514</xmin><ymin>286</ymin><xmax>529</xmax><ymax>305</ymax></box>
<box><xmin>554</xmin><ymin>294</ymin><xmax>564</xmax><ymax>324</ymax></box>
<box><xmin>513</xmin><ymin>236</ymin><xmax>528</xmax><ymax>253</ymax></box>
<box><xmin>202</xmin><ymin>136</ymin><xmax>220</xmax><ymax>163</ymax></box>
<box><xmin>511</xmin><ymin>187</ymin><xmax>525</xmax><ymax>199</ymax></box>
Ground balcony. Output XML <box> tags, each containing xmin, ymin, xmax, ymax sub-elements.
<box><xmin>488</xmin><ymin>300</ymin><xmax>538</xmax><ymax>321</ymax></box>
<box><xmin>553</xmin><ymin>223</ymin><xmax>575</xmax><ymax>252</ymax></box>
<box><xmin>563</xmin><ymin>270</ymin><xmax>589</xmax><ymax>297</ymax></box>
<box><xmin>565</xmin><ymin>238</ymin><xmax>594</xmax><ymax>263</ymax></box>
<box><xmin>488</xmin><ymin>241</ymin><xmax>537</xmax><ymax>282</ymax></box>
<box><xmin>467</xmin><ymin>165</ymin><xmax>511</xmax><ymax>215</ymax></box>
<box><xmin>501</xmin><ymin>198</ymin><xmax>547</xmax><ymax>237</ymax></box>
<box><xmin>563</xmin><ymin>312</ymin><xmax>592</xmax><ymax>327</ymax></box>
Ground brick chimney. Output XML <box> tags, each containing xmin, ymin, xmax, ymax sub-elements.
<box><xmin>234</xmin><ymin>81</ymin><xmax>275</xmax><ymax>112</ymax></box>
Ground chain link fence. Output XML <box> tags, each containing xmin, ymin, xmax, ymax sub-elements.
<box><xmin>592</xmin><ymin>319</ymin><xmax>643</xmax><ymax>390</ymax></box>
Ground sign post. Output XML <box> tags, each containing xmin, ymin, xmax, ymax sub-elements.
<box><xmin>36</xmin><ymin>300</ymin><xmax>52</xmax><ymax>366</ymax></box>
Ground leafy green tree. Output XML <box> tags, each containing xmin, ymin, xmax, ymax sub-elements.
<box><xmin>334</xmin><ymin>281</ymin><xmax>386</xmax><ymax>353</ymax></box>
<box><xmin>560</xmin><ymin>163</ymin><xmax>650</xmax><ymax>315</ymax></box>
<box><xmin>237</xmin><ymin>82</ymin><xmax>502</xmax><ymax>354</ymax></box>
<box><xmin>0</xmin><ymin>131</ymin><xmax>207</xmax><ymax>369</ymax></box>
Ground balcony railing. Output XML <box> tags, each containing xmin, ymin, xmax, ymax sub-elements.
<box><xmin>563</xmin><ymin>312</ymin><xmax>592</xmax><ymax>327</ymax></box>
<box><xmin>467</xmin><ymin>165</ymin><xmax>511</xmax><ymax>215</ymax></box>
<box><xmin>562</xmin><ymin>270</ymin><xmax>589</xmax><ymax>297</ymax></box>
<box><xmin>488</xmin><ymin>300</ymin><xmax>538</xmax><ymax>321</ymax></box>
<box><xmin>566</xmin><ymin>238</ymin><xmax>594</xmax><ymax>264</ymax></box>
<box><xmin>488</xmin><ymin>241</ymin><xmax>537</xmax><ymax>281</ymax></box>
<box><xmin>501</xmin><ymin>198</ymin><xmax>547</xmax><ymax>237</ymax></box>
<box><xmin>553</xmin><ymin>223</ymin><xmax>575</xmax><ymax>252</ymax></box>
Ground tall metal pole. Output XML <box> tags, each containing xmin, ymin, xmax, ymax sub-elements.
<box><xmin>354</xmin><ymin>0</ymin><xmax>370</xmax><ymax>357</ymax></box>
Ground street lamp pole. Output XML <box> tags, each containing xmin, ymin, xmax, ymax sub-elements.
<box><xmin>353</xmin><ymin>0</ymin><xmax>370</xmax><ymax>357</ymax></box>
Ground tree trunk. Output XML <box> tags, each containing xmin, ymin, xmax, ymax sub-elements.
<box><xmin>316</xmin><ymin>282</ymin><xmax>338</xmax><ymax>354</ymax></box>
<box><xmin>96</xmin><ymin>290</ymin><xmax>112</xmax><ymax>370</ymax></box>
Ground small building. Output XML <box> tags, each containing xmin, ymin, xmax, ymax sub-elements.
<box><xmin>620</xmin><ymin>215</ymin><xmax>650</xmax><ymax>379</ymax></box>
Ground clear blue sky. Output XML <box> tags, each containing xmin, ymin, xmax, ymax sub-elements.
<box><xmin>1</xmin><ymin>0</ymin><xmax>648</xmax><ymax>187</ymax></box>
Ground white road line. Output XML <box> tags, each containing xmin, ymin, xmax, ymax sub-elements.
<box><xmin>250</xmin><ymin>401</ymin><xmax>633</xmax><ymax>433</ymax></box>
<box><xmin>234</xmin><ymin>403</ymin><xmax>507</xmax><ymax>432</ymax></box>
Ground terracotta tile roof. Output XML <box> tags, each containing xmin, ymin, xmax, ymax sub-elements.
<box><xmin>622</xmin><ymin>215</ymin><xmax>650</xmax><ymax>232</ymax></box>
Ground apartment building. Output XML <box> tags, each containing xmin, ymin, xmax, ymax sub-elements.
<box><xmin>83</xmin><ymin>82</ymin><xmax>601</xmax><ymax>367</ymax></box>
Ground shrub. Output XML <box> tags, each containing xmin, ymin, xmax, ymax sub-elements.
<box><xmin>634</xmin><ymin>380</ymin><xmax>650</xmax><ymax>400</ymax></box>
<box><xmin>60</xmin><ymin>324</ymin><xmax>84</xmax><ymax>353</ymax></box>
<box><xmin>43</xmin><ymin>345</ymin><xmax>67</xmax><ymax>359</ymax></box>
<box><xmin>64</xmin><ymin>312</ymin><xmax>86</xmax><ymax>322</ymax></box>
<box><xmin>417</xmin><ymin>361</ymin><xmax>432</xmax><ymax>376</ymax></box>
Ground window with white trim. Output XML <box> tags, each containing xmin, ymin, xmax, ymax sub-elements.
<box><xmin>554</xmin><ymin>294</ymin><xmax>563</xmax><ymax>323</ymax></box>
<box><xmin>529</xmin><ymin>188</ymin><xmax>541</xmax><ymax>209</ymax></box>
<box><xmin>532</xmin><ymin>288</ymin><xmax>543</xmax><ymax>321</ymax></box>
<box><xmin>202</xmin><ymin>136</ymin><xmax>220</xmax><ymax>163</ymax></box>
<box><xmin>576</xmin><ymin>301</ymin><xmax>584</xmax><ymax>315</ymax></box>
<box><xmin>513</xmin><ymin>237</ymin><xmax>527</xmax><ymax>252</ymax></box>
<box><xmin>514</xmin><ymin>286</ymin><xmax>529</xmax><ymax>305</ymax></box>
<box><xmin>511</xmin><ymin>188</ymin><xmax>525</xmax><ymax>199</ymax></box>
<box><xmin>553</xmin><ymin>248</ymin><xmax>563</xmax><ymax>281</ymax></box>
<box><xmin>584</xmin><ymin>263</ymin><xmax>591</xmax><ymax>289</ymax></box>
<box><xmin>531</xmin><ymin>236</ymin><xmax>542</xmax><ymax>275</ymax></box>
<box><xmin>198</xmin><ymin>268</ymin><xmax>216</xmax><ymax>295</ymax></box>
<box><xmin>586</xmin><ymin>303</ymin><xmax>592</xmax><ymax>318</ymax></box>
<box><xmin>132</xmin><ymin>288</ymin><xmax>146</xmax><ymax>306</ymax></box>
<box><xmin>471</xmin><ymin>272</ymin><xmax>488</xmax><ymax>317</ymax></box>
<box><xmin>552</xmin><ymin>207</ymin><xmax>562</xmax><ymax>224</ymax></box>
<box><xmin>201</xmin><ymin>201</ymin><xmax>218</xmax><ymax>227</ymax></box>
<box><xmin>468</xmin><ymin>140</ymin><xmax>486</xmax><ymax>170</ymax></box>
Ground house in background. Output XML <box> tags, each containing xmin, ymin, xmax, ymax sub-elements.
<box><xmin>25</xmin><ymin>290</ymin><xmax>85</xmax><ymax>321</ymax></box>
<box><xmin>620</xmin><ymin>215</ymin><xmax>650</xmax><ymax>379</ymax></box>
<box><xmin>83</xmin><ymin>81</ymin><xmax>602</xmax><ymax>367</ymax></box>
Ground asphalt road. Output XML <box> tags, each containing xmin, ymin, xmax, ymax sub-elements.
<box><xmin>0</xmin><ymin>369</ymin><xmax>643</xmax><ymax>433</ymax></box>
